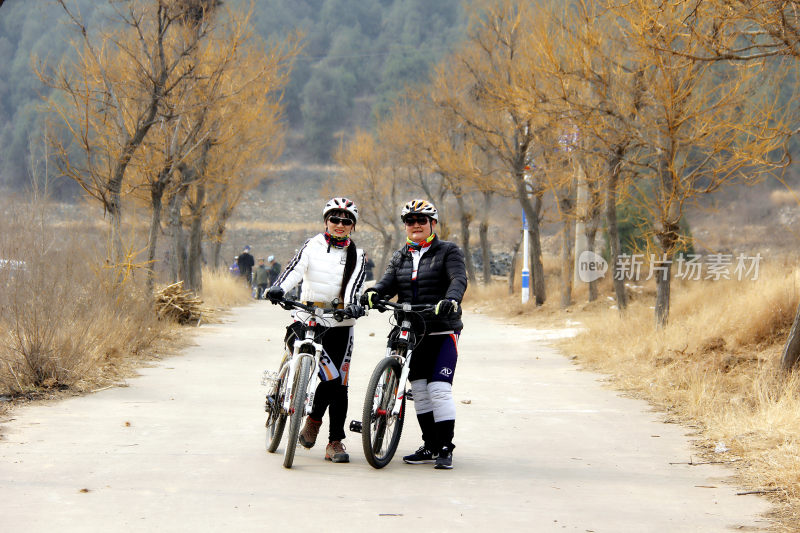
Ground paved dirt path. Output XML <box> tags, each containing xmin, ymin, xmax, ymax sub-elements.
<box><xmin>0</xmin><ymin>304</ymin><xmax>771</xmax><ymax>532</ymax></box>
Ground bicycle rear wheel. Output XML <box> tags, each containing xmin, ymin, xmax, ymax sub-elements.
<box><xmin>361</xmin><ymin>357</ymin><xmax>405</xmax><ymax>469</ymax></box>
<box><xmin>265</xmin><ymin>364</ymin><xmax>289</xmax><ymax>453</ymax></box>
<box><xmin>283</xmin><ymin>354</ymin><xmax>312</xmax><ymax>469</ymax></box>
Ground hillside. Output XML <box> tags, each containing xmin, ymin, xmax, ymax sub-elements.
<box><xmin>0</xmin><ymin>0</ymin><xmax>467</xmax><ymax>190</ymax></box>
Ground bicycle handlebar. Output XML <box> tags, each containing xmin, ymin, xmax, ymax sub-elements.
<box><xmin>371</xmin><ymin>299</ymin><xmax>436</xmax><ymax>314</ymax></box>
<box><xmin>274</xmin><ymin>297</ymin><xmax>347</xmax><ymax>322</ymax></box>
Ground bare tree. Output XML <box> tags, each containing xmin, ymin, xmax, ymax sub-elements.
<box><xmin>38</xmin><ymin>0</ymin><xmax>215</xmax><ymax>272</ymax></box>
<box><xmin>688</xmin><ymin>0</ymin><xmax>800</xmax><ymax>368</ymax></box>
<box><xmin>611</xmin><ymin>0</ymin><xmax>787</xmax><ymax>326</ymax></box>
<box><xmin>432</xmin><ymin>0</ymin><xmax>550</xmax><ymax>304</ymax></box>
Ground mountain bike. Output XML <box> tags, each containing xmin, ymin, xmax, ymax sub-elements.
<box><xmin>352</xmin><ymin>299</ymin><xmax>435</xmax><ymax>469</ymax></box>
<box><xmin>263</xmin><ymin>298</ymin><xmax>344</xmax><ymax>469</ymax></box>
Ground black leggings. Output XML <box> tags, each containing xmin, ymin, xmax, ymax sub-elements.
<box><xmin>311</xmin><ymin>381</ymin><xmax>348</xmax><ymax>441</ymax></box>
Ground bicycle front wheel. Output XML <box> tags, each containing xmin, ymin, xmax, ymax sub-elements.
<box><xmin>265</xmin><ymin>364</ymin><xmax>289</xmax><ymax>453</ymax></box>
<box><xmin>283</xmin><ymin>354</ymin><xmax>312</xmax><ymax>469</ymax></box>
<box><xmin>361</xmin><ymin>357</ymin><xmax>405</xmax><ymax>469</ymax></box>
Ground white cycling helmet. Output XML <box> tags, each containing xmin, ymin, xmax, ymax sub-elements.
<box><xmin>401</xmin><ymin>199</ymin><xmax>438</xmax><ymax>221</ymax></box>
<box><xmin>323</xmin><ymin>197</ymin><xmax>359</xmax><ymax>222</ymax></box>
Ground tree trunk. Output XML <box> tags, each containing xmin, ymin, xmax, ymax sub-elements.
<box><xmin>455</xmin><ymin>195</ymin><xmax>476</xmax><ymax>284</ymax></box>
<box><xmin>559</xmin><ymin>194</ymin><xmax>575</xmax><ymax>309</ymax></box>
<box><xmin>508</xmin><ymin>233</ymin><xmax>522</xmax><ymax>296</ymax></box>
<box><xmin>654</xmin><ymin>152</ymin><xmax>680</xmax><ymax>328</ymax></box>
<box><xmin>146</xmin><ymin>185</ymin><xmax>165</xmax><ymax>294</ymax></box>
<box><xmin>480</xmin><ymin>191</ymin><xmax>492</xmax><ymax>285</ymax></box>
<box><xmin>526</xmin><ymin>193</ymin><xmax>546</xmax><ymax>306</ymax></box>
<box><xmin>187</xmin><ymin>181</ymin><xmax>205</xmax><ymax>292</ymax></box>
<box><xmin>461</xmin><ymin>212</ymin><xmax>476</xmax><ymax>284</ymax></box>
<box><xmin>560</xmin><ymin>218</ymin><xmax>574</xmax><ymax>309</ymax></box>
<box><xmin>585</xmin><ymin>221</ymin><xmax>599</xmax><ymax>302</ymax></box>
<box><xmin>169</xmin><ymin>185</ymin><xmax>188</xmax><ymax>284</ymax></box>
<box><xmin>210</xmin><ymin>202</ymin><xmax>232</xmax><ymax>270</ymax></box>
<box><xmin>185</xmin><ymin>142</ymin><xmax>211</xmax><ymax>292</ymax></box>
<box><xmin>605</xmin><ymin>151</ymin><xmax>627</xmax><ymax>310</ymax></box>
<box><xmin>573</xmin><ymin>162</ymin><xmax>589</xmax><ymax>284</ymax></box>
<box><xmin>212</xmin><ymin>238</ymin><xmax>222</xmax><ymax>270</ymax></box>
<box><xmin>378</xmin><ymin>230</ymin><xmax>393</xmax><ymax>277</ymax></box>
<box><xmin>654</xmin><ymin>254</ymin><xmax>673</xmax><ymax>328</ymax></box>
<box><xmin>781</xmin><ymin>303</ymin><xmax>800</xmax><ymax>372</ymax></box>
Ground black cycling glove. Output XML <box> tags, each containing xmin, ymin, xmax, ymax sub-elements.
<box><xmin>435</xmin><ymin>299</ymin><xmax>459</xmax><ymax>316</ymax></box>
<box><xmin>266</xmin><ymin>286</ymin><xmax>284</xmax><ymax>303</ymax></box>
<box><xmin>360</xmin><ymin>289</ymin><xmax>379</xmax><ymax>309</ymax></box>
<box><xmin>344</xmin><ymin>303</ymin><xmax>365</xmax><ymax>319</ymax></box>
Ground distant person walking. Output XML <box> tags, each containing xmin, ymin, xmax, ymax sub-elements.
<box><xmin>229</xmin><ymin>256</ymin><xmax>240</xmax><ymax>276</ymax></box>
<box><xmin>253</xmin><ymin>258</ymin><xmax>270</xmax><ymax>299</ymax></box>
<box><xmin>237</xmin><ymin>245</ymin><xmax>255</xmax><ymax>285</ymax></box>
<box><xmin>267</xmin><ymin>255</ymin><xmax>281</xmax><ymax>286</ymax></box>
<box><xmin>364</xmin><ymin>252</ymin><xmax>375</xmax><ymax>281</ymax></box>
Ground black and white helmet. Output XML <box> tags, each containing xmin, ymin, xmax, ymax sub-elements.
<box><xmin>401</xmin><ymin>199</ymin><xmax>438</xmax><ymax>221</ymax></box>
<box><xmin>323</xmin><ymin>197</ymin><xmax>359</xmax><ymax>222</ymax></box>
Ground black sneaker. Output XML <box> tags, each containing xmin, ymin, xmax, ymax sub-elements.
<box><xmin>434</xmin><ymin>445</ymin><xmax>453</xmax><ymax>469</ymax></box>
<box><xmin>402</xmin><ymin>445</ymin><xmax>437</xmax><ymax>464</ymax></box>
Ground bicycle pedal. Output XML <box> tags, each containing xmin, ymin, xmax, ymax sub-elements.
<box><xmin>264</xmin><ymin>395</ymin><xmax>276</xmax><ymax>411</ymax></box>
<box><xmin>349</xmin><ymin>420</ymin><xmax>362</xmax><ymax>433</ymax></box>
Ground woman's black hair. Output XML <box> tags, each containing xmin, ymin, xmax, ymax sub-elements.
<box><xmin>339</xmin><ymin>240</ymin><xmax>357</xmax><ymax>302</ymax></box>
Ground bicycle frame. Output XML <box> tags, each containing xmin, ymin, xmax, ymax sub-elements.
<box><xmin>280</xmin><ymin>305</ymin><xmax>327</xmax><ymax>415</ymax></box>
<box><xmin>373</xmin><ymin>301</ymin><xmax>433</xmax><ymax>415</ymax></box>
<box><xmin>265</xmin><ymin>297</ymin><xmax>346</xmax><ymax>468</ymax></box>
<box><xmin>383</xmin><ymin>309</ymin><xmax>416</xmax><ymax>417</ymax></box>
<box><xmin>356</xmin><ymin>299</ymin><xmax>435</xmax><ymax>468</ymax></box>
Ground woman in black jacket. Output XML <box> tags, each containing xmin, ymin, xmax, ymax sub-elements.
<box><xmin>361</xmin><ymin>199</ymin><xmax>467</xmax><ymax>469</ymax></box>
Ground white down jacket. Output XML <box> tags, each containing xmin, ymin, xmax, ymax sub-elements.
<box><xmin>274</xmin><ymin>233</ymin><xmax>366</xmax><ymax>327</ymax></box>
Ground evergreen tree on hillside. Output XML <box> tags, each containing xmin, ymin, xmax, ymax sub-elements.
<box><xmin>0</xmin><ymin>0</ymin><xmax>466</xmax><ymax>186</ymax></box>
<box><xmin>0</xmin><ymin>0</ymin><xmax>101</xmax><ymax>192</ymax></box>
<box><xmin>245</xmin><ymin>0</ymin><xmax>465</xmax><ymax>161</ymax></box>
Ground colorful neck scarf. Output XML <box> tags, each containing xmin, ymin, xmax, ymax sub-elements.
<box><xmin>324</xmin><ymin>232</ymin><xmax>351</xmax><ymax>250</ymax></box>
<box><xmin>406</xmin><ymin>234</ymin><xmax>435</xmax><ymax>251</ymax></box>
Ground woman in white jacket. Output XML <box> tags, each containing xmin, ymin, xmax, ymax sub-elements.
<box><xmin>266</xmin><ymin>197</ymin><xmax>367</xmax><ymax>463</ymax></box>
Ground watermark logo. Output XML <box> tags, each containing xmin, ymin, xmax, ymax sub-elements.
<box><xmin>614</xmin><ymin>253</ymin><xmax>762</xmax><ymax>281</ymax></box>
<box><xmin>578</xmin><ymin>250</ymin><xmax>608</xmax><ymax>283</ymax></box>
<box><xmin>575</xmin><ymin>252</ymin><xmax>763</xmax><ymax>282</ymax></box>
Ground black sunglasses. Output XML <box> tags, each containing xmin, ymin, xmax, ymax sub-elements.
<box><xmin>328</xmin><ymin>215</ymin><xmax>354</xmax><ymax>226</ymax></box>
<box><xmin>404</xmin><ymin>216</ymin><xmax>429</xmax><ymax>226</ymax></box>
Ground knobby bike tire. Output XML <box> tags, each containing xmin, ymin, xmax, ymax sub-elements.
<box><xmin>265</xmin><ymin>364</ymin><xmax>289</xmax><ymax>453</ymax></box>
<box><xmin>283</xmin><ymin>354</ymin><xmax>312</xmax><ymax>469</ymax></box>
<box><xmin>361</xmin><ymin>357</ymin><xmax>405</xmax><ymax>469</ymax></box>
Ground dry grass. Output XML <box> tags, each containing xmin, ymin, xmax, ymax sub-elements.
<box><xmin>770</xmin><ymin>189</ymin><xmax>800</xmax><ymax>207</ymax></box>
<box><xmin>200</xmin><ymin>267</ymin><xmax>253</xmax><ymax>309</ymax></box>
<box><xmin>0</xmin><ymin>194</ymin><xmax>180</xmax><ymax>397</ymax></box>
<box><xmin>0</xmin><ymin>190</ymin><xmax>254</xmax><ymax>401</ymax></box>
<box><xmin>474</xmin><ymin>263</ymin><xmax>800</xmax><ymax>531</ymax></box>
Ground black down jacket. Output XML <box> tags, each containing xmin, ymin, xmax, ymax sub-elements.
<box><xmin>371</xmin><ymin>235</ymin><xmax>468</xmax><ymax>332</ymax></box>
